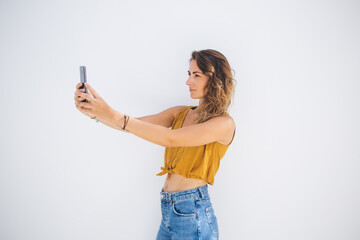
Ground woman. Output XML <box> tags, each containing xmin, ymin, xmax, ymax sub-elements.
<box><xmin>74</xmin><ymin>49</ymin><xmax>236</xmax><ymax>239</ymax></box>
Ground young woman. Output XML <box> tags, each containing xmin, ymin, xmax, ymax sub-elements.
<box><xmin>74</xmin><ymin>49</ymin><xmax>236</xmax><ymax>239</ymax></box>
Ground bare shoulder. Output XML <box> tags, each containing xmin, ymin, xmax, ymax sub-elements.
<box><xmin>211</xmin><ymin>114</ymin><xmax>236</xmax><ymax>145</ymax></box>
<box><xmin>226</xmin><ymin>115</ymin><xmax>236</xmax><ymax>133</ymax></box>
<box><xmin>214</xmin><ymin>114</ymin><xmax>236</xmax><ymax>129</ymax></box>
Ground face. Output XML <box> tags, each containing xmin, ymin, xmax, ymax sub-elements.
<box><xmin>186</xmin><ymin>60</ymin><xmax>209</xmax><ymax>99</ymax></box>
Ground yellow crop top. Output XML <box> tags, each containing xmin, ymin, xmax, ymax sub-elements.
<box><xmin>156</xmin><ymin>105</ymin><xmax>236</xmax><ymax>185</ymax></box>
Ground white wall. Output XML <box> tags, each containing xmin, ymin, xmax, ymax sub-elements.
<box><xmin>0</xmin><ymin>0</ymin><xmax>359</xmax><ymax>239</ymax></box>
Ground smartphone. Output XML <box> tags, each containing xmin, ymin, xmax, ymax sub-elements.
<box><xmin>79</xmin><ymin>66</ymin><xmax>88</xmax><ymax>103</ymax></box>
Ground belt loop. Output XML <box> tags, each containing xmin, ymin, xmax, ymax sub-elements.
<box><xmin>198</xmin><ymin>187</ymin><xmax>204</xmax><ymax>199</ymax></box>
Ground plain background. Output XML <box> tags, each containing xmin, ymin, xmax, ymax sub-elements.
<box><xmin>0</xmin><ymin>0</ymin><xmax>359</xmax><ymax>239</ymax></box>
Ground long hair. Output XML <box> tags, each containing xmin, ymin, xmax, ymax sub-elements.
<box><xmin>190</xmin><ymin>49</ymin><xmax>237</xmax><ymax>124</ymax></box>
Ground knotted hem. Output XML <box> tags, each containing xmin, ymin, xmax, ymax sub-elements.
<box><xmin>156</xmin><ymin>166</ymin><xmax>169</xmax><ymax>176</ymax></box>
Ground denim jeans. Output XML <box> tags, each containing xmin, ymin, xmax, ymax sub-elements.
<box><xmin>156</xmin><ymin>184</ymin><xmax>219</xmax><ymax>240</ymax></box>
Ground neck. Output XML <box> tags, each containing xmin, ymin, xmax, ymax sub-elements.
<box><xmin>195</xmin><ymin>98</ymin><xmax>205</xmax><ymax>112</ymax></box>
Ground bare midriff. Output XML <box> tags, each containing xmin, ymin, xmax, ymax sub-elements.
<box><xmin>162</xmin><ymin>172</ymin><xmax>208</xmax><ymax>193</ymax></box>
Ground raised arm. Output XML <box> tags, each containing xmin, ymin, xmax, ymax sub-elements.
<box><xmin>92</xmin><ymin>105</ymin><xmax>187</xmax><ymax>133</ymax></box>
<box><xmin>109</xmin><ymin>108</ymin><xmax>235</xmax><ymax>148</ymax></box>
<box><xmin>74</xmin><ymin>82</ymin><xmax>187</xmax><ymax>132</ymax></box>
<box><xmin>75</xmin><ymin>83</ymin><xmax>234</xmax><ymax>148</ymax></box>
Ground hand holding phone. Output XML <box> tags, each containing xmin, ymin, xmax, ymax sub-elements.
<box><xmin>79</xmin><ymin>66</ymin><xmax>88</xmax><ymax>103</ymax></box>
<box><xmin>75</xmin><ymin>66</ymin><xmax>97</xmax><ymax>119</ymax></box>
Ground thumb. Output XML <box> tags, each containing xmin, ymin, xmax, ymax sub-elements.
<box><xmin>85</xmin><ymin>83</ymin><xmax>100</xmax><ymax>99</ymax></box>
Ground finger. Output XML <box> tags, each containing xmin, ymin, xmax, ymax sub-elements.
<box><xmin>75</xmin><ymin>101</ymin><xmax>82</xmax><ymax>109</ymax></box>
<box><xmin>74</xmin><ymin>93</ymin><xmax>83</xmax><ymax>102</ymax></box>
<box><xmin>75</xmin><ymin>89</ymin><xmax>85</xmax><ymax>95</ymax></box>
<box><xmin>79</xmin><ymin>106</ymin><xmax>92</xmax><ymax>115</ymax></box>
<box><xmin>75</xmin><ymin>89</ymin><xmax>85</xmax><ymax>96</ymax></box>
<box><xmin>76</xmin><ymin>87</ymin><xmax>85</xmax><ymax>92</ymax></box>
<box><xmin>76</xmin><ymin>83</ymin><xmax>83</xmax><ymax>90</ymax></box>
<box><xmin>74</xmin><ymin>91</ymin><xmax>85</xmax><ymax>101</ymax></box>
<box><xmin>75</xmin><ymin>101</ymin><xmax>89</xmax><ymax>108</ymax></box>
<box><xmin>77</xmin><ymin>92</ymin><xmax>93</xmax><ymax>103</ymax></box>
<box><xmin>75</xmin><ymin>101</ymin><xmax>82</xmax><ymax>110</ymax></box>
<box><xmin>77</xmin><ymin>101</ymin><xmax>93</xmax><ymax>110</ymax></box>
<box><xmin>84</xmin><ymin>83</ymin><xmax>100</xmax><ymax>99</ymax></box>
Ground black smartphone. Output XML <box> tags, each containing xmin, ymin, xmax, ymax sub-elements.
<box><xmin>79</xmin><ymin>66</ymin><xmax>88</xmax><ymax>103</ymax></box>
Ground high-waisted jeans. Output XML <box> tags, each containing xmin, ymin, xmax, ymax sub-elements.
<box><xmin>156</xmin><ymin>184</ymin><xmax>219</xmax><ymax>240</ymax></box>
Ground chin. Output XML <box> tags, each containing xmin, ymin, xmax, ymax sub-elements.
<box><xmin>190</xmin><ymin>94</ymin><xmax>198</xmax><ymax>99</ymax></box>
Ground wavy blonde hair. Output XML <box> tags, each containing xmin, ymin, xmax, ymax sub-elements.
<box><xmin>190</xmin><ymin>49</ymin><xmax>237</xmax><ymax>124</ymax></box>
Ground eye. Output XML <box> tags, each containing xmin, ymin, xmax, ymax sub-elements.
<box><xmin>187</xmin><ymin>72</ymin><xmax>200</xmax><ymax>77</ymax></box>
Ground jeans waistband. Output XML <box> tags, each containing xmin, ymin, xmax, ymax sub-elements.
<box><xmin>160</xmin><ymin>184</ymin><xmax>209</xmax><ymax>202</ymax></box>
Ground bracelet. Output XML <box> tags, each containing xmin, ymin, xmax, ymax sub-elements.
<box><xmin>91</xmin><ymin>116</ymin><xmax>99</xmax><ymax>123</ymax></box>
<box><xmin>122</xmin><ymin>114</ymin><xmax>130</xmax><ymax>131</ymax></box>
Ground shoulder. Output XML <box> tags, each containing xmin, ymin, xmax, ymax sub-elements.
<box><xmin>208</xmin><ymin>114</ymin><xmax>236</xmax><ymax>139</ymax></box>
<box><xmin>209</xmin><ymin>114</ymin><xmax>236</xmax><ymax>145</ymax></box>
<box><xmin>211</xmin><ymin>114</ymin><xmax>235</xmax><ymax>128</ymax></box>
<box><xmin>225</xmin><ymin>115</ymin><xmax>236</xmax><ymax>133</ymax></box>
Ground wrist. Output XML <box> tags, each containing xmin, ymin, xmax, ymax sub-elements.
<box><xmin>112</xmin><ymin>110</ymin><xmax>130</xmax><ymax>132</ymax></box>
<box><xmin>110</xmin><ymin>109</ymin><xmax>125</xmax><ymax>125</ymax></box>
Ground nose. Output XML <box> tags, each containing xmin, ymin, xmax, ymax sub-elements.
<box><xmin>186</xmin><ymin>76</ymin><xmax>192</xmax><ymax>85</ymax></box>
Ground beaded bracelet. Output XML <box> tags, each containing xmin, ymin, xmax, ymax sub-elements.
<box><xmin>91</xmin><ymin>116</ymin><xmax>99</xmax><ymax>123</ymax></box>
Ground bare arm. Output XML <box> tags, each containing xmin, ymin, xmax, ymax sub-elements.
<box><xmin>74</xmin><ymin>83</ymin><xmax>185</xmax><ymax>134</ymax></box>
<box><xmin>108</xmin><ymin>111</ymin><xmax>172</xmax><ymax>147</ymax></box>
<box><xmin>108</xmin><ymin>108</ymin><xmax>235</xmax><ymax>147</ymax></box>
<box><xmin>93</xmin><ymin>117</ymin><xmax>129</xmax><ymax>133</ymax></box>
<box><xmin>93</xmin><ymin>105</ymin><xmax>188</xmax><ymax>134</ymax></box>
<box><xmin>74</xmin><ymin>84</ymin><xmax>234</xmax><ymax>147</ymax></box>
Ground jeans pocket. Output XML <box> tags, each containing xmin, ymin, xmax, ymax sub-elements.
<box><xmin>172</xmin><ymin>198</ymin><xmax>197</xmax><ymax>217</ymax></box>
<box><xmin>205</xmin><ymin>205</ymin><xmax>219</xmax><ymax>238</ymax></box>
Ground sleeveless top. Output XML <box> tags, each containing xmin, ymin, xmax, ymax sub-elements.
<box><xmin>156</xmin><ymin>106</ymin><xmax>236</xmax><ymax>185</ymax></box>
